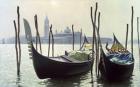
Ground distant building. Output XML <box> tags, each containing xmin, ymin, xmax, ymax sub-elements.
<box><xmin>42</xmin><ymin>26</ymin><xmax>81</xmax><ymax>44</ymax></box>
<box><xmin>5</xmin><ymin>25</ymin><xmax>112</xmax><ymax>44</ymax></box>
<box><xmin>53</xmin><ymin>27</ymin><xmax>81</xmax><ymax>44</ymax></box>
<box><xmin>5</xmin><ymin>16</ymin><xmax>112</xmax><ymax>44</ymax></box>
<box><xmin>0</xmin><ymin>38</ymin><xmax>5</xmax><ymax>44</ymax></box>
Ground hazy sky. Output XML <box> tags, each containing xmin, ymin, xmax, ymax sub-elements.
<box><xmin>0</xmin><ymin>0</ymin><xmax>140</xmax><ymax>42</ymax></box>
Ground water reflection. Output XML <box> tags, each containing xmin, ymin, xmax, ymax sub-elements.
<box><xmin>36</xmin><ymin>72</ymin><xmax>135</xmax><ymax>87</ymax></box>
<box><xmin>16</xmin><ymin>75</ymin><xmax>23</xmax><ymax>87</ymax></box>
<box><xmin>97</xmin><ymin>76</ymin><xmax>134</xmax><ymax>87</ymax></box>
<box><xmin>43</xmin><ymin>73</ymin><xmax>90</xmax><ymax>87</ymax></box>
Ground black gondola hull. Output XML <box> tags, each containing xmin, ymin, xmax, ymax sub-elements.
<box><xmin>99</xmin><ymin>52</ymin><xmax>134</xmax><ymax>81</ymax></box>
<box><xmin>32</xmin><ymin>46</ymin><xmax>93</xmax><ymax>79</ymax></box>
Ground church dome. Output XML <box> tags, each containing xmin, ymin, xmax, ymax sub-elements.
<box><xmin>64</xmin><ymin>27</ymin><xmax>71</xmax><ymax>33</ymax></box>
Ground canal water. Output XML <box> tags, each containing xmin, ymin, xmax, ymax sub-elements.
<box><xmin>0</xmin><ymin>44</ymin><xmax>140</xmax><ymax>87</ymax></box>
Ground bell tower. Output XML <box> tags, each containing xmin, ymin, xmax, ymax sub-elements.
<box><xmin>44</xmin><ymin>16</ymin><xmax>49</xmax><ymax>37</ymax></box>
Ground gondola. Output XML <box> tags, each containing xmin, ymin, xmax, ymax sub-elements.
<box><xmin>99</xmin><ymin>35</ymin><xmax>134</xmax><ymax>81</ymax></box>
<box><xmin>23</xmin><ymin>19</ymin><xmax>93</xmax><ymax>79</ymax></box>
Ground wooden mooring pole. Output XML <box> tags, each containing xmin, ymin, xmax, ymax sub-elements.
<box><xmin>96</xmin><ymin>12</ymin><xmax>101</xmax><ymax>78</ymax></box>
<box><xmin>72</xmin><ymin>25</ymin><xmax>75</xmax><ymax>50</ymax></box>
<box><xmin>125</xmin><ymin>24</ymin><xmax>129</xmax><ymax>49</ymax></box>
<box><xmin>80</xmin><ymin>29</ymin><xmax>82</xmax><ymax>49</ymax></box>
<box><xmin>50</xmin><ymin>24</ymin><xmax>54</xmax><ymax>57</ymax></box>
<box><xmin>48</xmin><ymin>25</ymin><xmax>52</xmax><ymax>57</ymax></box>
<box><xmin>13</xmin><ymin>20</ymin><xmax>19</xmax><ymax>76</ymax></box>
<box><xmin>131</xmin><ymin>6</ymin><xmax>134</xmax><ymax>56</ymax></box>
<box><xmin>90</xmin><ymin>2</ymin><xmax>98</xmax><ymax>78</ymax></box>
<box><xmin>17</xmin><ymin>6</ymin><xmax>21</xmax><ymax>76</ymax></box>
<box><xmin>34</xmin><ymin>14</ymin><xmax>42</xmax><ymax>54</ymax></box>
<box><xmin>137</xmin><ymin>17</ymin><xmax>140</xmax><ymax>69</ymax></box>
<box><xmin>13</xmin><ymin>6</ymin><xmax>21</xmax><ymax>76</ymax></box>
<box><xmin>48</xmin><ymin>24</ymin><xmax>54</xmax><ymax>57</ymax></box>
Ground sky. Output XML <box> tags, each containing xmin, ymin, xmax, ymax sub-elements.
<box><xmin>0</xmin><ymin>0</ymin><xmax>140</xmax><ymax>42</ymax></box>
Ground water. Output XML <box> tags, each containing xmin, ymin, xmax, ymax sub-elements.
<box><xmin>0</xmin><ymin>44</ymin><xmax>140</xmax><ymax>87</ymax></box>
